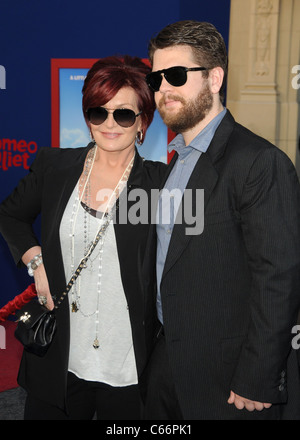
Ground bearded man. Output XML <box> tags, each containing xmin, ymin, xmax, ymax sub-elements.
<box><xmin>143</xmin><ymin>20</ymin><xmax>300</xmax><ymax>420</ymax></box>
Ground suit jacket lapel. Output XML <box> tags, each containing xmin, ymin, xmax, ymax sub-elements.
<box><xmin>142</xmin><ymin>152</ymin><xmax>178</xmax><ymax>276</ymax></box>
<box><xmin>161</xmin><ymin>110</ymin><xmax>236</xmax><ymax>281</ymax></box>
<box><xmin>42</xmin><ymin>145</ymin><xmax>94</xmax><ymax>293</ymax></box>
<box><xmin>162</xmin><ymin>152</ymin><xmax>218</xmax><ymax>279</ymax></box>
<box><xmin>50</xmin><ymin>144</ymin><xmax>95</xmax><ymax>237</ymax></box>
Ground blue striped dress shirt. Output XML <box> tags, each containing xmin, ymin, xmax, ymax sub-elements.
<box><xmin>156</xmin><ymin>108</ymin><xmax>227</xmax><ymax>323</ymax></box>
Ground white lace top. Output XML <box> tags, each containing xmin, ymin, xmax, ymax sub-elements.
<box><xmin>59</xmin><ymin>183</ymin><xmax>138</xmax><ymax>386</ymax></box>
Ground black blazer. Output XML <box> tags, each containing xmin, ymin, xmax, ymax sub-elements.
<box><xmin>151</xmin><ymin>110</ymin><xmax>300</xmax><ymax>419</ymax></box>
<box><xmin>0</xmin><ymin>144</ymin><xmax>167</xmax><ymax>411</ymax></box>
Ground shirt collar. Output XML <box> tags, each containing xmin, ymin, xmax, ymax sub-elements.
<box><xmin>168</xmin><ymin>108</ymin><xmax>227</xmax><ymax>155</ymax></box>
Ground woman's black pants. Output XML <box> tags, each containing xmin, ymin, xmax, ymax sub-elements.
<box><xmin>24</xmin><ymin>372</ymin><xmax>141</xmax><ymax>420</ymax></box>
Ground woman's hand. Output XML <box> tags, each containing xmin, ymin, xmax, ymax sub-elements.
<box><xmin>33</xmin><ymin>264</ymin><xmax>54</xmax><ymax>311</ymax></box>
<box><xmin>22</xmin><ymin>246</ymin><xmax>54</xmax><ymax>311</ymax></box>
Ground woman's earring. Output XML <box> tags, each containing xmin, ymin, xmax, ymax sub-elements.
<box><xmin>90</xmin><ymin>131</ymin><xmax>96</xmax><ymax>144</ymax></box>
<box><xmin>136</xmin><ymin>130</ymin><xmax>143</xmax><ymax>145</ymax></box>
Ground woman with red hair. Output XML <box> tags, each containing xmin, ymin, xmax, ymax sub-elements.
<box><xmin>0</xmin><ymin>55</ymin><xmax>166</xmax><ymax>419</ymax></box>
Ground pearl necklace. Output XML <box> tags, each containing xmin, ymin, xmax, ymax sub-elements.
<box><xmin>69</xmin><ymin>145</ymin><xmax>135</xmax><ymax>349</ymax></box>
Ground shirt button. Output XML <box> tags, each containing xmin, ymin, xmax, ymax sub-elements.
<box><xmin>180</xmin><ymin>159</ymin><xmax>185</xmax><ymax>164</ymax></box>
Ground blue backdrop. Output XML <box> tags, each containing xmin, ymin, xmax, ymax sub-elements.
<box><xmin>0</xmin><ymin>0</ymin><xmax>231</xmax><ymax>308</ymax></box>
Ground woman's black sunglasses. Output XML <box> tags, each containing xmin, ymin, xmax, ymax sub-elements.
<box><xmin>146</xmin><ymin>66</ymin><xmax>208</xmax><ymax>92</ymax></box>
<box><xmin>86</xmin><ymin>107</ymin><xmax>142</xmax><ymax>128</ymax></box>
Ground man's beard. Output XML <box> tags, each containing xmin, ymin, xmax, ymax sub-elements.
<box><xmin>157</xmin><ymin>83</ymin><xmax>213</xmax><ymax>134</ymax></box>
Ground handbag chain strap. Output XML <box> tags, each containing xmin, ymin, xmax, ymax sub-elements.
<box><xmin>54</xmin><ymin>212</ymin><xmax>113</xmax><ymax>310</ymax></box>
<box><xmin>54</xmin><ymin>150</ymin><xmax>134</xmax><ymax>310</ymax></box>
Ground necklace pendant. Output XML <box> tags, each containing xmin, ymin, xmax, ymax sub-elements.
<box><xmin>71</xmin><ymin>301</ymin><xmax>79</xmax><ymax>313</ymax></box>
<box><xmin>93</xmin><ymin>338</ymin><xmax>100</xmax><ymax>349</ymax></box>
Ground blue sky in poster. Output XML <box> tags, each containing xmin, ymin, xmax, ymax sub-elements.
<box><xmin>59</xmin><ymin>68</ymin><xmax>168</xmax><ymax>163</ymax></box>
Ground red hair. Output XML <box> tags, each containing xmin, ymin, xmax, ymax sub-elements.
<box><xmin>82</xmin><ymin>56</ymin><xmax>155</xmax><ymax>142</ymax></box>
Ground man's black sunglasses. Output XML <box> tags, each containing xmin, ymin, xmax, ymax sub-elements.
<box><xmin>86</xmin><ymin>107</ymin><xmax>142</xmax><ymax>128</ymax></box>
<box><xmin>146</xmin><ymin>66</ymin><xmax>208</xmax><ymax>92</ymax></box>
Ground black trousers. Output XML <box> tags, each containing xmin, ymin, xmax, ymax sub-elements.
<box><xmin>24</xmin><ymin>372</ymin><xmax>141</xmax><ymax>420</ymax></box>
<box><xmin>143</xmin><ymin>332</ymin><xmax>183</xmax><ymax>420</ymax></box>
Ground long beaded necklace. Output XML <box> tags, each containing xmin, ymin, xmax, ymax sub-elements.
<box><xmin>69</xmin><ymin>145</ymin><xmax>97</xmax><ymax>312</ymax></box>
<box><xmin>69</xmin><ymin>145</ymin><xmax>135</xmax><ymax>349</ymax></box>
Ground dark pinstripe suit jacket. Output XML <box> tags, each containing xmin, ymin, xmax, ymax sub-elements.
<box><xmin>152</xmin><ymin>110</ymin><xmax>300</xmax><ymax>419</ymax></box>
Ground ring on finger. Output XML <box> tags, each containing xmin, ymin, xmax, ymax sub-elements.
<box><xmin>38</xmin><ymin>295</ymin><xmax>47</xmax><ymax>306</ymax></box>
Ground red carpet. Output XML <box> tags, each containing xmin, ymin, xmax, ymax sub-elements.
<box><xmin>0</xmin><ymin>321</ymin><xmax>23</xmax><ymax>392</ymax></box>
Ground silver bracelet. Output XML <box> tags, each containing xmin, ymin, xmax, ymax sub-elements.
<box><xmin>27</xmin><ymin>253</ymin><xmax>43</xmax><ymax>277</ymax></box>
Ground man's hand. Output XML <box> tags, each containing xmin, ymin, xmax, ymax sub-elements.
<box><xmin>228</xmin><ymin>391</ymin><xmax>272</xmax><ymax>412</ymax></box>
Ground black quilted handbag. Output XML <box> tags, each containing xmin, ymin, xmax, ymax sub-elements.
<box><xmin>14</xmin><ymin>213</ymin><xmax>112</xmax><ymax>357</ymax></box>
<box><xmin>15</xmin><ymin>300</ymin><xmax>56</xmax><ymax>357</ymax></box>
